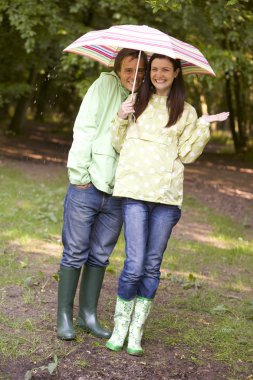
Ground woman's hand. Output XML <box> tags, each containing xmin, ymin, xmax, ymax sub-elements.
<box><xmin>117</xmin><ymin>100</ymin><xmax>135</xmax><ymax>120</ymax></box>
<box><xmin>202</xmin><ymin>112</ymin><xmax>230</xmax><ymax>123</ymax></box>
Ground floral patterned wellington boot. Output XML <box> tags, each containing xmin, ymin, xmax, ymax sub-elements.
<box><xmin>127</xmin><ymin>296</ymin><xmax>152</xmax><ymax>356</ymax></box>
<box><xmin>106</xmin><ymin>296</ymin><xmax>135</xmax><ymax>351</ymax></box>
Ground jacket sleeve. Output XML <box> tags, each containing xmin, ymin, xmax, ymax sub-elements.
<box><xmin>67</xmin><ymin>79</ymin><xmax>104</xmax><ymax>184</ymax></box>
<box><xmin>178</xmin><ymin>108</ymin><xmax>211</xmax><ymax>164</ymax></box>
<box><xmin>111</xmin><ymin>115</ymin><xmax>129</xmax><ymax>153</ymax></box>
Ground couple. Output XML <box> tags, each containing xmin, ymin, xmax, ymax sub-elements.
<box><xmin>57</xmin><ymin>48</ymin><xmax>228</xmax><ymax>356</ymax></box>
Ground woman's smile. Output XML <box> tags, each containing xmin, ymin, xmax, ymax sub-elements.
<box><xmin>150</xmin><ymin>58</ymin><xmax>179</xmax><ymax>96</ymax></box>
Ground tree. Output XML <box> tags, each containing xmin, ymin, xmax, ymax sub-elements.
<box><xmin>1</xmin><ymin>0</ymin><xmax>252</xmax><ymax>154</ymax></box>
<box><xmin>0</xmin><ymin>0</ymin><xmax>94</xmax><ymax>132</ymax></box>
<box><xmin>0</xmin><ymin>0</ymin><xmax>157</xmax><ymax>132</ymax></box>
<box><xmin>146</xmin><ymin>0</ymin><xmax>253</xmax><ymax>152</ymax></box>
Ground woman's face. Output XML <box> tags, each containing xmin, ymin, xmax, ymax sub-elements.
<box><xmin>150</xmin><ymin>58</ymin><xmax>179</xmax><ymax>96</ymax></box>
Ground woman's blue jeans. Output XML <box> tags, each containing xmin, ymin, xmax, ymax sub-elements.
<box><xmin>118</xmin><ymin>198</ymin><xmax>181</xmax><ymax>300</ymax></box>
<box><xmin>61</xmin><ymin>184</ymin><xmax>123</xmax><ymax>268</ymax></box>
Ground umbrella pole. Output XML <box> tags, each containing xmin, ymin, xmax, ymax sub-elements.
<box><xmin>130</xmin><ymin>50</ymin><xmax>142</xmax><ymax>101</ymax></box>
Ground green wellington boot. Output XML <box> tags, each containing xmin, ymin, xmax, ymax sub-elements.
<box><xmin>106</xmin><ymin>296</ymin><xmax>135</xmax><ymax>351</ymax></box>
<box><xmin>126</xmin><ymin>296</ymin><xmax>152</xmax><ymax>356</ymax></box>
<box><xmin>76</xmin><ymin>265</ymin><xmax>111</xmax><ymax>338</ymax></box>
<box><xmin>57</xmin><ymin>266</ymin><xmax>81</xmax><ymax>340</ymax></box>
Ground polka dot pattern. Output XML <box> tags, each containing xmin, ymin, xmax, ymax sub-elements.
<box><xmin>112</xmin><ymin>95</ymin><xmax>210</xmax><ymax>207</ymax></box>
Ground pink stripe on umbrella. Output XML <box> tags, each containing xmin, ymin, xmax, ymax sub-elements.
<box><xmin>64</xmin><ymin>25</ymin><xmax>215</xmax><ymax>76</ymax></box>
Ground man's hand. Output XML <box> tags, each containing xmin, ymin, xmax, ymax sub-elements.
<box><xmin>74</xmin><ymin>182</ymin><xmax>92</xmax><ymax>189</ymax></box>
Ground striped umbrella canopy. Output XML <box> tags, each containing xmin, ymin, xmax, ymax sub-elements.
<box><xmin>64</xmin><ymin>24</ymin><xmax>215</xmax><ymax>76</ymax></box>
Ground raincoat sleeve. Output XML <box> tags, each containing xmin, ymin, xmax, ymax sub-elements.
<box><xmin>178</xmin><ymin>107</ymin><xmax>211</xmax><ymax>164</ymax></box>
<box><xmin>67</xmin><ymin>79</ymin><xmax>104</xmax><ymax>184</ymax></box>
<box><xmin>111</xmin><ymin>115</ymin><xmax>129</xmax><ymax>153</ymax></box>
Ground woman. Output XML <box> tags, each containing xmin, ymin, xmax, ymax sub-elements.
<box><xmin>106</xmin><ymin>54</ymin><xmax>229</xmax><ymax>355</ymax></box>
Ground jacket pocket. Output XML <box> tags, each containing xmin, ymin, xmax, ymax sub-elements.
<box><xmin>90</xmin><ymin>142</ymin><xmax>118</xmax><ymax>187</ymax></box>
<box><xmin>125</xmin><ymin>135</ymin><xmax>177</xmax><ymax>173</ymax></box>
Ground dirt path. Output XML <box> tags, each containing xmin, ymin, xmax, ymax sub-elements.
<box><xmin>0</xmin><ymin>125</ymin><xmax>253</xmax><ymax>380</ymax></box>
<box><xmin>1</xmin><ymin>123</ymin><xmax>252</xmax><ymax>231</ymax></box>
<box><xmin>183</xmin><ymin>152</ymin><xmax>253</xmax><ymax>236</ymax></box>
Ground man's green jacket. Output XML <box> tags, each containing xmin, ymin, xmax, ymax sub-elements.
<box><xmin>67</xmin><ymin>71</ymin><xmax>129</xmax><ymax>194</ymax></box>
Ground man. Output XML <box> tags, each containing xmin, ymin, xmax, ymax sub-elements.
<box><xmin>57</xmin><ymin>48</ymin><xmax>147</xmax><ymax>340</ymax></box>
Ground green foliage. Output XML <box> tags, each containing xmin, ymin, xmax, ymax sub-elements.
<box><xmin>146</xmin><ymin>0</ymin><xmax>253</xmax><ymax>152</ymax></box>
<box><xmin>0</xmin><ymin>83</ymin><xmax>31</xmax><ymax>107</ymax></box>
<box><xmin>147</xmin><ymin>0</ymin><xmax>192</xmax><ymax>13</ymax></box>
<box><xmin>1</xmin><ymin>0</ymin><xmax>252</xmax><ymax>152</ymax></box>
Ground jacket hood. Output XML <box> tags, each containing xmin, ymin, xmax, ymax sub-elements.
<box><xmin>100</xmin><ymin>71</ymin><xmax>129</xmax><ymax>98</ymax></box>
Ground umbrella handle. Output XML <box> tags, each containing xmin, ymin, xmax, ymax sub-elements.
<box><xmin>130</xmin><ymin>50</ymin><xmax>142</xmax><ymax>101</ymax></box>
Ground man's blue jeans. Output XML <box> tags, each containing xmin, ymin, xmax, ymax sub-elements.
<box><xmin>61</xmin><ymin>184</ymin><xmax>123</xmax><ymax>268</ymax></box>
<box><xmin>118</xmin><ymin>198</ymin><xmax>181</xmax><ymax>300</ymax></box>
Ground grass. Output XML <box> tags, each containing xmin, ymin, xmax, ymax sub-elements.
<box><xmin>143</xmin><ymin>193</ymin><xmax>253</xmax><ymax>378</ymax></box>
<box><xmin>0</xmin><ymin>160</ymin><xmax>252</xmax><ymax>379</ymax></box>
<box><xmin>0</xmin><ymin>165</ymin><xmax>66</xmax><ymax>245</ymax></box>
<box><xmin>109</xmin><ymin>197</ymin><xmax>253</xmax><ymax>378</ymax></box>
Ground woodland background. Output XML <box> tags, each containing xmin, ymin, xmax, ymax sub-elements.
<box><xmin>0</xmin><ymin>0</ymin><xmax>252</xmax><ymax>154</ymax></box>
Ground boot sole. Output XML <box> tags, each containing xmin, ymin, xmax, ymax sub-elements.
<box><xmin>77</xmin><ymin>325</ymin><xmax>111</xmax><ymax>339</ymax></box>
<box><xmin>57</xmin><ymin>334</ymin><xmax>76</xmax><ymax>341</ymax></box>
<box><xmin>126</xmin><ymin>348</ymin><xmax>144</xmax><ymax>356</ymax></box>
<box><xmin>105</xmin><ymin>342</ymin><xmax>123</xmax><ymax>352</ymax></box>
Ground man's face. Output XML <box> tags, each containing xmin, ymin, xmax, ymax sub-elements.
<box><xmin>117</xmin><ymin>56</ymin><xmax>146</xmax><ymax>92</ymax></box>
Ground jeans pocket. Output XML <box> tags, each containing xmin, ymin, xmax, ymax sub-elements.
<box><xmin>68</xmin><ymin>183</ymin><xmax>96</xmax><ymax>206</ymax></box>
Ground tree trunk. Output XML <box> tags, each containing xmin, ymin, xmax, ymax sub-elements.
<box><xmin>233</xmin><ymin>71</ymin><xmax>248</xmax><ymax>150</ymax></box>
<box><xmin>0</xmin><ymin>103</ymin><xmax>9</xmax><ymax>121</ymax></box>
<box><xmin>34</xmin><ymin>73</ymin><xmax>50</xmax><ymax>121</ymax></box>
<box><xmin>8</xmin><ymin>67</ymin><xmax>37</xmax><ymax>134</ymax></box>
<box><xmin>225</xmin><ymin>73</ymin><xmax>239</xmax><ymax>152</ymax></box>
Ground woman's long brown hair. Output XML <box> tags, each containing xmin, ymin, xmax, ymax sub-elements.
<box><xmin>134</xmin><ymin>54</ymin><xmax>185</xmax><ymax>127</ymax></box>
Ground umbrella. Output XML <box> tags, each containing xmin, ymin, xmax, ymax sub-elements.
<box><xmin>63</xmin><ymin>24</ymin><xmax>215</xmax><ymax>77</ymax></box>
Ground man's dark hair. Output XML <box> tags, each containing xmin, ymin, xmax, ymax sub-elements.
<box><xmin>114</xmin><ymin>49</ymin><xmax>147</xmax><ymax>74</ymax></box>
